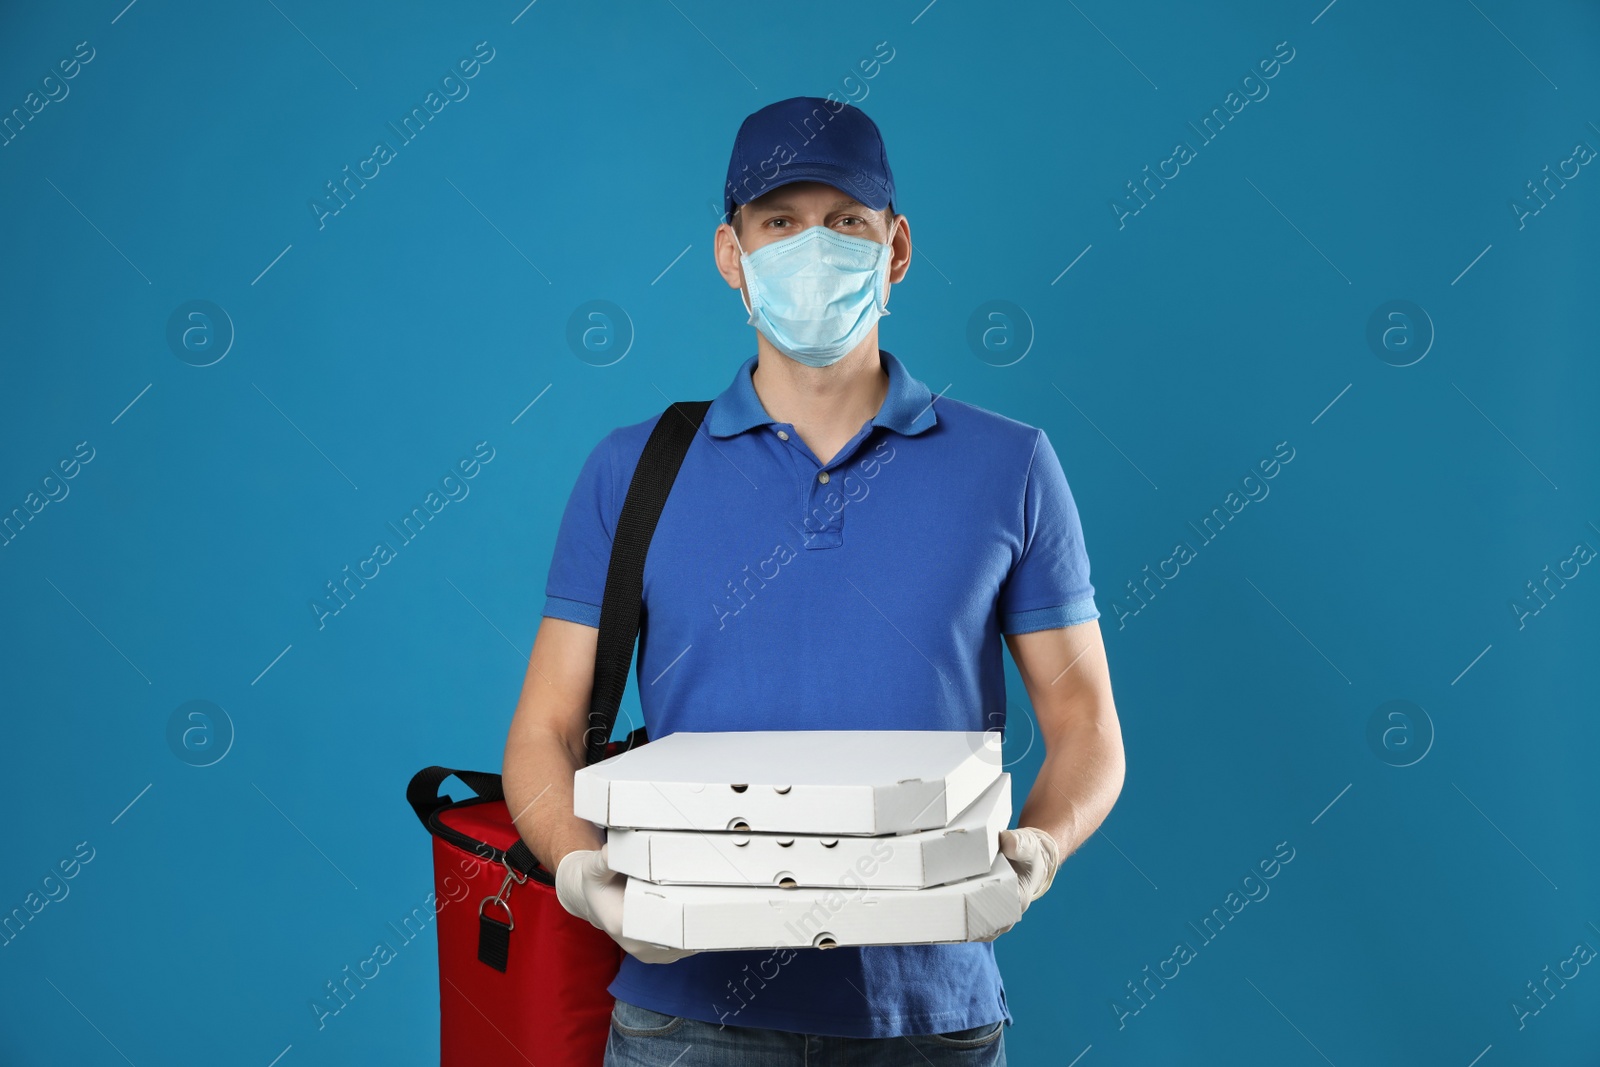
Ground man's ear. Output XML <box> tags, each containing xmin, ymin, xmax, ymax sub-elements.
<box><xmin>887</xmin><ymin>214</ymin><xmax>911</xmax><ymax>285</ymax></box>
<box><xmin>714</xmin><ymin>222</ymin><xmax>746</xmax><ymax>292</ymax></box>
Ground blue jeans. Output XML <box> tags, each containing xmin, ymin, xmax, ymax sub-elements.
<box><xmin>604</xmin><ymin>997</ymin><xmax>1007</xmax><ymax>1066</ymax></box>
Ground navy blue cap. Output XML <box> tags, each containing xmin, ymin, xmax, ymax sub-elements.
<box><xmin>723</xmin><ymin>96</ymin><xmax>896</xmax><ymax>225</ymax></box>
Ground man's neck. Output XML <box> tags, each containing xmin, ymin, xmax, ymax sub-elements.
<box><xmin>749</xmin><ymin>335</ymin><xmax>889</xmax><ymax>467</ymax></box>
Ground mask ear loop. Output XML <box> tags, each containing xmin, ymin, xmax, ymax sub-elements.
<box><xmin>729</xmin><ymin>216</ymin><xmax>756</xmax><ymax>317</ymax></box>
<box><xmin>879</xmin><ymin>215</ymin><xmax>901</xmax><ymax>313</ymax></box>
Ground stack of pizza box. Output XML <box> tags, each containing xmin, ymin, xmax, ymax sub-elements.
<box><xmin>572</xmin><ymin>729</ymin><xmax>1019</xmax><ymax>951</ymax></box>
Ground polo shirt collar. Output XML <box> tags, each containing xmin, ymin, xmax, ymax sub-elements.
<box><xmin>704</xmin><ymin>349</ymin><xmax>938</xmax><ymax>439</ymax></box>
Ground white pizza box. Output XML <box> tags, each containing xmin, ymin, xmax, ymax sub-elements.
<box><xmin>573</xmin><ymin>729</ymin><xmax>1003</xmax><ymax>835</ymax></box>
<box><xmin>605</xmin><ymin>773</ymin><xmax>1011</xmax><ymax>889</ymax></box>
<box><xmin>622</xmin><ymin>850</ymin><xmax>1022</xmax><ymax>950</ymax></box>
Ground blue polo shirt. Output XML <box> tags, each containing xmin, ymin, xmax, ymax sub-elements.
<box><xmin>542</xmin><ymin>348</ymin><xmax>1098</xmax><ymax>1039</ymax></box>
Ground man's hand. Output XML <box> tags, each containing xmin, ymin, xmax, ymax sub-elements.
<box><xmin>1000</xmin><ymin>826</ymin><xmax>1062</xmax><ymax>909</ymax></box>
<box><xmin>974</xmin><ymin>826</ymin><xmax>1062</xmax><ymax>942</ymax></box>
<box><xmin>554</xmin><ymin>845</ymin><xmax>701</xmax><ymax>964</ymax></box>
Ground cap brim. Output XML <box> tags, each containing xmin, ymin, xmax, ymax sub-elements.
<box><xmin>729</xmin><ymin>163</ymin><xmax>891</xmax><ymax>216</ymax></box>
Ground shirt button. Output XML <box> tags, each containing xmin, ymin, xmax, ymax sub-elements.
<box><xmin>776</xmin><ymin>430</ymin><xmax>789</xmax><ymax>440</ymax></box>
<box><xmin>817</xmin><ymin>471</ymin><xmax>830</xmax><ymax>484</ymax></box>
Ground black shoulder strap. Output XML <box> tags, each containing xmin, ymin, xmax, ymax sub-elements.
<box><xmin>582</xmin><ymin>399</ymin><xmax>711</xmax><ymax>767</ymax></box>
<box><xmin>409</xmin><ymin>400</ymin><xmax>710</xmax><ymax>883</ymax></box>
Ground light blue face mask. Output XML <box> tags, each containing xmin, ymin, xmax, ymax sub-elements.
<box><xmin>732</xmin><ymin>219</ymin><xmax>900</xmax><ymax>368</ymax></box>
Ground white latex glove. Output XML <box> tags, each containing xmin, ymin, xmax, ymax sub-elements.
<box><xmin>554</xmin><ymin>844</ymin><xmax>700</xmax><ymax>964</ymax></box>
<box><xmin>974</xmin><ymin>827</ymin><xmax>1062</xmax><ymax>942</ymax></box>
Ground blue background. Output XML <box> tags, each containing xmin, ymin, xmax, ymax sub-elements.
<box><xmin>2</xmin><ymin>1</ymin><xmax>1597</xmax><ymax>1064</ymax></box>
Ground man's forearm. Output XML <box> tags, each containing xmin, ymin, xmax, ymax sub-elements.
<box><xmin>1015</xmin><ymin>714</ymin><xmax>1126</xmax><ymax>861</ymax></box>
<box><xmin>503</xmin><ymin>725</ymin><xmax>604</xmax><ymax>872</ymax></box>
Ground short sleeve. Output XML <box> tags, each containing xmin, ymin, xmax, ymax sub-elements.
<box><xmin>998</xmin><ymin>429</ymin><xmax>1099</xmax><ymax>634</ymax></box>
<box><xmin>541</xmin><ymin>432</ymin><xmax>619</xmax><ymax>628</ymax></box>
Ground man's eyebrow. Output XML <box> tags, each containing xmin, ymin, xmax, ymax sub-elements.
<box><xmin>749</xmin><ymin>197</ymin><xmax>871</xmax><ymax>215</ymax></box>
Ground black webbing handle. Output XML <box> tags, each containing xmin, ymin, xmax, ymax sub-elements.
<box><xmin>407</xmin><ymin>765</ymin><xmax>503</xmax><ymax>825</ymax></box>
<box><xmin>404</xmin><ymin>748</ymin><xmax>629</xmax><ymax>883</ymax></box>
<box><xmin>582</xmin><ymin>399</ymin><xmax>711</xmax><ymax>768</ymax></box>
<box><xmin>406</xmin><ymin>763</ymin><xmax>544</xmax><ymax>878</ymax></box>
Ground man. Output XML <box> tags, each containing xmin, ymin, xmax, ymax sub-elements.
<box><xmin>502</xmin><ymin>96</ymin><xmax>1125</xmax><ymax>1066</ymax></box>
